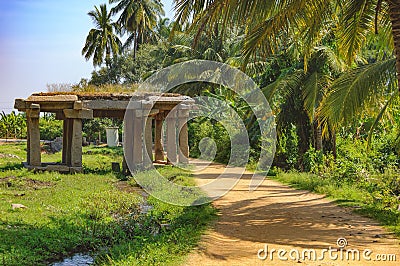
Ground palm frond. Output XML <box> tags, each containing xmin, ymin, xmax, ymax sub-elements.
<box><xmin>243</xmin><ymin>0</ymin><xmax>335</xmax><ymax>68</ymax></box>
<box><xmin>336</xmin><ymin>0</ymin><xmax>376</xmax><ymax>64</ymax></box>
<box><xmin>313</xmin><ymin>46</ymin><xmax>346</xmax><ymax>73</ymax></box>
<box><xmin>319</xmin><ymin>58</ymin><xmax>397</xmax><ymax>128</ymax></box>
<box><xmin>262</xmin><ymin>69</ymin><xmax>305</xmax><ymax>103</ymax></box>
<box><xmin>242</xmin><ymin>0</ymin><xmax>308</xmax><ymax>64</ymax></box>
<box><xmin>302</xmin><ymin>72</ymin><xmax>321</xmax><ymax>121</ymax></box>
<box><xmin>297</xmin><ymin>0</ymin><xmax>334</xmax><ymax>68</ymax></box>
<box><xmin>366</xmin><ymin>92</ymin><xmax>397</xmax><ymax>150</ymax></box>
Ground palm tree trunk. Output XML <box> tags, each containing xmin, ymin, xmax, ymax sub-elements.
<box><xmin>297</xmin><ymin>112</ymin><xmax>312</xmax><ymax>171</ymax></box>
<box><xmin>133</xmin><ymin>33</ymin><xmax>138</xmax><ymax>60</ymax></box>
<box><xmin>314</xmin><ymin>122</ymin><xmax>323</xmax><ymax>151</ymax></box>
<box><xmin>105</xmin><ymin>46</ymin><xmax>111</xmax><ymax>69</ymax></box>
<box><xmin>331</xmin><ymin>130</ymin><xmax>337</xmax><ymax>159</ymax></box>
<box><xmin>388</xmin><ymin>0</ymin><xmax>400</xmax><ymax>91</ymax></box>
<box><xmin>322</xmin><ymin>125</ymin><xmax>337</xmax><ymax>159</ymax></box>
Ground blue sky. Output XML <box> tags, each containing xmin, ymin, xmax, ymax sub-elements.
<box><xmin>0</xmin><ymin>0</ymin><xmax>174</xmax><ymax>113</ymax></box>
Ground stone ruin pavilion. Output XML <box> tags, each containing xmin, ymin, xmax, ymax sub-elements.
<box><xmin>14</xmin><ymin>92</ymin><xmax>194</xmax><ymax>173</ymax></box>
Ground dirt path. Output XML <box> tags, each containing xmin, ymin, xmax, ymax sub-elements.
<box><xmin>0</xmin><ymin>139</ymin><xmax>26</xmax><ymax>144</ymax></box>
<box><xmin>185</xmin><ymin>160</ymin><xmax>400</xmax><ymax>265</ymax></box>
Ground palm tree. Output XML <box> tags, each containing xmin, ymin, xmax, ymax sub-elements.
<box><xmin>109</xmin><ymin>0</ymin><xmax>164</xmax><ymax>59</ymax></box>
<box><xmin>261</xmin><ymin>46</ymin><xmax>343</xmax><ymax>163</ymax></box>
<box><xmin>173</xmin><ymin>0</ymin><xmax>400</xmax><ymax>89</ymax></box>
<box><xmin>173</xmin><ymin>0</ymin><xmax>400</xmax><ymax>149</ymax></box>
<box><xmin>151</xmin><ymin>18</ymin><xmax>171</xmax><ymax>43</ymax></box>
<box><xmin>82</xmin><ymin>4</ymin><xmax>122</xmax><ymax>67</ymax></box>
<box><xmin>388</xmin><ymin>0</ymin><xmax>400</xmax><ymax>90</ymax></box>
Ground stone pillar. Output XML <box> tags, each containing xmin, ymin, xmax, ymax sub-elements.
<box><xmin>123</xmin><ymin>109</ymin><xmax>135</xmax><ymax>175</ymax></box>
<box><xmin>63</xmin><ymin>107</ymin><xmax>93</xmax><ymax>171</ymax></box>
<box><xmin>26</xmin><ymin>104</ymin><xmax>41</xmax><ymax>167</ymax></box>
<box><xmin>144</xmin><ymin>116</ymin><xmax>153</xmax><ymax>166</ymax></box>
<box><xmin>70</xmin><ymin>119</ymin><xmax>82</xmax><ymax>167</ymax></box>
<box><xmin>166</xmin><ymin>110</ymin><xmax>178</xmax><ymax>164</ymax></box>
<box><xmin>133</xmin><ymin>109</ymin><xmax>144</xmax><ymax>170</ymax></box>
<box><xmin>178</xmin><ymin>105</ymin><xmax>190</xmax><ymax>164</ymax></box>
<box><xmin>154</xmin><ymin>113</ymin><xmax>164</xmax><ymax>161</ymax></box>
<box><xmin>141</xmin><ymin>101</ymin><xmax>153</xmax><ymax>169</ymax></box>
<box><xmin>124</xmin><ymin>101</ymin><xmax>151</xmax><ymax>172</ymax></box>
<box><xmin>62</xmin><ymin>119</ymin><xmax>72</xmax><ymax>165</ymax></box>
<box><xmin>27</xmin><ymin>121</ymin><xmax>31</xmax><ymax>165</ymax></box>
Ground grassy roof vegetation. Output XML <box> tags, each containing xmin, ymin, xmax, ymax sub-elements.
<box><xmin>33</xmin><ymin>88</ymin><xmax>182</xmax><ymax>101</ymax></box>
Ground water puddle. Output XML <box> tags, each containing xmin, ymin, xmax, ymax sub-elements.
<box><xmin>52</xmin><ymin>193</ymin><xmax>153</xmax><ymax>265</ymax></box>
<box><xmin>140</xmin><ymin>201</ymin><xmax>153</xmax><ymax>214</ymax></box>
<box><xmin>52</xmin><ymin>253</ymin><xmax>94</xmax><ymax>266</ymax></box>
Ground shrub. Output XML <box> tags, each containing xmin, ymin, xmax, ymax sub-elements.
<box><xmin>39</xmin><ymin>114</ymin><xmax>63</xmax><ymax>140</ymax></box>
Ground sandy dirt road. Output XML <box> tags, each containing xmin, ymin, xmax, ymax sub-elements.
<box><xmin>184</xmin><ymin>160</ymin><xmax>400</xmax><ymax>266</ymax></box>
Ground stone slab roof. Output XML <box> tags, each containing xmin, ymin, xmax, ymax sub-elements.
<box><xmin>15</xmin><ymin>92</ymin><xmax>194</xmax><ymax>114</ymax></box>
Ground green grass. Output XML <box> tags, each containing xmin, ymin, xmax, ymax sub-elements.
<box><xmin>272</xmin><ymin>172</ymin><xmax>400</xmax><ymax>236</ymax></box>
<box><xmin>97</xmin><ymin>165</ymin><xmax>216</xmax><ymax>265</ymax></box>
<box><xmin>0</xmin><ymin>143</ymin><xmax>216</xmax><ymax>265</ymax></box>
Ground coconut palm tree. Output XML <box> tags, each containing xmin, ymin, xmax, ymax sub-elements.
<box><xmin>82</xmin><ymin>4</ymin><xmax>122</xmax><ymax>67</ymax></box>
<box><xmin>173</xmin><ymin>0</ymin><xmax>400</xmax><ymax>89</ymax></box>
<box><xmin>155</xmin><ymin>18</ymin><xmax>171</xmax><ymax>41</ymax></box>
<box><xmin>261</xmin><ymin>46</ymin><xmax>344</xmax><ymax>162</ymax></box>
<box><xmin>109</xmin><ymin>0</ymin><xmax>164</xmax><ymax>58</ymax></box>
<box><xmin>173</xmin><ymin>0</ymin><xmax>400</xmax><ymax>148</ymax></box>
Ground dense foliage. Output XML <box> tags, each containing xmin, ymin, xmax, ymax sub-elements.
<box><xmin>75</xmin><ymin>1</ymin><xmax>400</xmax><ymax>176</ymax></box>
<box><xmin>0</xmin><ymin>111</ymin><xmax>26</xmax><ymax>139</ymax></box>
<box><xmin>39</xmin><ymin>114</ymin><xmax>63</xmax><ymax>141</ymax></box>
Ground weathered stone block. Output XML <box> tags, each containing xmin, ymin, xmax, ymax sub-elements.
<box><xmin>63</xmin><ymin>109</ymin><xmax>93</xmax><ymax>119</ymax></box>
<box><xmin>26</xmin><ymin>95</ymin><xmax>78</xmax><ymax>102</ymax></box>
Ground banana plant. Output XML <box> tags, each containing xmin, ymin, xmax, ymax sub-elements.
<box><xmin>0</xmin><ymin>111</ymin><xmax>26</xmax><ymax>139</ymax></box>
